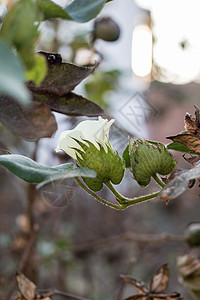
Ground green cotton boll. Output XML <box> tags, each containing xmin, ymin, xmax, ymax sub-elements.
<box><xmin>0</xmin><ymin>0</ymin><xmax>40</xmax><ymax>69</ymax></box>
<box><xmin>129</xmin><ymin>139</ymin><xmax>176</xmax><ymax>187</ymax></box>
<box><xmin>76</xmin><ymin>140</ymin><xmax>125</xmax><ymax>191</ymax></box>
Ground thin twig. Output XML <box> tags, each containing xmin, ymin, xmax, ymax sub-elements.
<box><xmin>18</xmin><ymin>224</ymin><xmax>39</xmax><ymax>272</ymax></box>
<box><xmin>117</xmin><ymin>258</ymin><xmax>136</xmax><ymax>300</ymax></box>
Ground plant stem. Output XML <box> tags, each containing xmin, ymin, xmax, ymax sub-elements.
<box><xmin>75</xmin><ymin>177</ymin><xmax>123</xmax><ymax>209</ymax></box>
<box><xmin>152</xmin><ymin>174</ymin><xmax>165</xmax><ymax>188</ymax></box>
<box><xmin>105</xmin><ymin>180</ymin><xmax>129</xmax><ymax>203</ymax></box>
<box><xmin>75</xmin><ymin>178</ymin><xmax>159</xmax><ymax>210</ymax></box>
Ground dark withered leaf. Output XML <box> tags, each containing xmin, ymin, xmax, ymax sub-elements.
<box><xmin>120</xmin><ymin>275</ymin><xmax>148</xmax><ymax>294</ymax></box>
<box><xmin>151</xmin><ymin>292</ymin><xmax>182</xmax><ymax>299</ymax></box>
<box><xmin>124</xmin><ymin>293</ymin><xmax>181</xmax><ymax>300</ymax></box>
<box><xmin>0</xmin><ymin>96</ymin><xmax>57</xmax><ymax>140</ymax></box>
<box><xmin>183</xmin><ymin>154</ymin><xmax>200</xmax><ymax>165</ymax></box>
<box><xmin>167</xmin><ymin>134</ymin><xmax>200</xmax><ymax>154</ymax></box>
<box><xmin>32</xmin><ymin>91</ymin><xmax>104</xmax><ymax>117</ymax></box>
<box><xmin>159</xmin><ymin>160</ymin><xmax>200</xmax><ymax>201</ymax></box>
<box><xmin>27</xmin><ymin>51</ymin><xmax>97</xmax><ymax>96</ymax></box>
<box><xmin>163</xmin><ymin>294</ymin><xmax>182</xmax><ymax>300</ymax></box>
<box><xmin>149</xmin><ymin>264</ymin><xmax>169</xmax><ymax>293</ymax></box>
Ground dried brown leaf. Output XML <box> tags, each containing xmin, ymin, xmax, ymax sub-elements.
<box><xmin>167</xmin><ymin>105</ymin><xmax>200</xmax><ymax>155</ymax></box>
<box><xmin>167</xmin><ymin>134</ymin><xmax>200</xmax><ymax>154</ymax></box>
<box><xmin>149</xmin><ymin>264</ymin><xmax>169</xmax><ymax>293</ymax></box>
<box><xmin>177</xmin><ymin>255</ymin><xmax>200</xmax><ymax>300</ymax></box>
<box><xmin>177</xmin><ymin>255</ymin><xmax>200</xmax><ymax>278</ymax></box>
<box><xmin>16</xmin><ymin>272</ymin><xmax>36</xmax><ymax>300</ymax></box>
<box><xmin>121</xmin><ymin>265</ymin><xmax>182</xmax><ymax>300</ymax></box>
<box><xmin>185</xmin><ymin>105</ymin><xmax>200</xmax><ymax>136</ymax></box>
<box><xmin>120</xmin><ymin>275</ymin><xmax>148</xmax><ymax>294</ymax></box>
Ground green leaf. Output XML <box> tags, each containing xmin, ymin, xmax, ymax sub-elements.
<box><xmin>32</xmin><ymin>92</ymin><xmax>104</xmax><ymax>117</ymax></box>
<box><xmin>0</xmin><ymin>96</ymin><xmax>57</xmax><ymax>140</ymax></box>
<box><xmin>25</xmin><ymin>54</ymin><xmax>47</xmax><ymax>86</ymax></box>
<box><xmin>65</xmin><ymin>0</ymin><xmax>107</xmax><ymax>23</ymax></box>
<box><xmin>36</xmin><ymin>0</ymin><xmax>71</xmax><ymax>20</ymax></box>
<box><xmin>0</xmin><ymin>154</ymin><xmax>96</xmax><ymax>188</ymax></box>
<box><xmin>129</xmin><ymin>139</ymin><xmax>176</xmax><ymax>187</ymax></box>
<box><xmin>159</xmin><ymin>160</ymin><xmax>200</xmax><ymax>201</ymax></box>
<box><xmin>0</xmin><ymin>40</ymin><xmax>30</xmax><ymax>104</ymax></box>
<box><xmin>167</xmin><ymin>141</ymin><xmax>199</xmax><ymax>155</ymax></box>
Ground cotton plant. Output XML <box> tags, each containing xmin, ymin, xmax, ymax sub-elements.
<box><xmin>53</xmin><ymin>116</ymin><xmax>175</xmax><ymax>209</ymax></box>
<box><xmin>0</xmin><ymin>115</ymin><xmax>177</xmax><ymax>209</ymax></box>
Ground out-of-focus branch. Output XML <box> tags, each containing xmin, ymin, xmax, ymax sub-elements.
<box><xmin>41</xmin><ymin>231</ymin><xmax>184</xmax><ymax>262</ymax></box>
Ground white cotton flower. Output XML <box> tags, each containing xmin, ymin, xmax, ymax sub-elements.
<box><xmin>55</xmin><ymin>116</ymin><xmax>114</xmax><ymax>160</ymax></box>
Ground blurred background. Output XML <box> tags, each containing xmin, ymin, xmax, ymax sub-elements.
<box><xmin>0</xmin><ymin>0</ymin><xmax>200</xmax><ymax>299</ymax></box>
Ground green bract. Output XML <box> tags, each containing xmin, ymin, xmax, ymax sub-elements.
<box><xmin>75</xmin><ymin>139</ymin><xmax>125</xmax><ymax>191</ymax></box>
<box><xmin>129</xmin><ymin>139</ymin><xmax>176</xmax><ymax>187</ymax></box>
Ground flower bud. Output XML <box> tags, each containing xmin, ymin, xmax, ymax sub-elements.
<box><xmin>129</xmin><ymin>139</ymin><xmax>176</xmax><ymax>187</ymax></box>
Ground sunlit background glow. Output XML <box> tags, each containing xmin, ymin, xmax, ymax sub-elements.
<box><xmin>133</xmin><ymin>0</ymin><xmax>200</xmax><ymax>84</ymax></box>
<box><xmin>132</xmin><ymin>25</ymin><xmax>152</xmax><ymax>77</ymax></box>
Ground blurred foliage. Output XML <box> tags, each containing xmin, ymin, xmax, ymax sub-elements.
<box><xmin>69</xmin><ymin>33</ymin><xmax>90</xmax><ymax>61</ymax></box>
<box><xmin>0</xmin><ymin>40</ymin><xmax>30</xmax><ymax>104</ymax></box>
<box><xmin>84</xmin><ymin>70</ymin><xmax>120</xmax><ymax>109</ymax></box>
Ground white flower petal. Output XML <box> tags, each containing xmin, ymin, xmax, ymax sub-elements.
<box><xmin>56</xmin><ymin>117</ymin><xmax>115</xmax><ymax>159</ymax></box>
